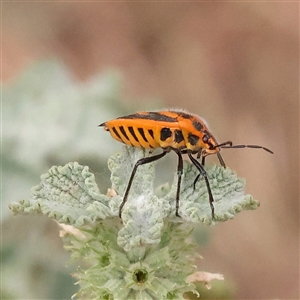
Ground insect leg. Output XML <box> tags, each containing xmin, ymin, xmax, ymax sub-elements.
<box><xmin>193</xmin><ymin>153</ymin><xmax>205</xmax><ymax>190</ymax></box>
<box><xmin>188</xmin><ymin>152</ymin><xmax>215</xmax><ymax>219</ymax></box>
<box><xmin>119</xmin><ymin>150</ymin><xmax>168</xmax><ymax>218</ymax></box>
<box><xmin>193</xmin><ymin>174</ymin><xmax>201</xmax><ymax>190</ymax></box>
<box><xmin>173</xmin><ymin>149</ymin><xmax>183</xmax><ymax>217</ymax></box>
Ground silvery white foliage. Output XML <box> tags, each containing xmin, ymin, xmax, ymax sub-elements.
<box><xmin>9</xmin><ymin>162</ymin><xmax>112</xmax><ymax>226</ymax></box>
<box><xmin>3</xmin><ymin>60</ymin><xmax>123</xmax><ymax>168</ymax></box>
<box><xmin>2</xmin><ymin>60</ymin><xmax>126</xmax><ymax>219</ymax></box>
<box><xmin>108</xmin><ymin>147</ymin><xmax>171</xmax><ymax>251</ymax></box>
<box><xmin>9</xmin><ymin>146</ymin><xmax>260</xmax><ymax>299</ymax></box>
<box><xmin>167</xmin><ymin>161</ymin><xmax>260</xmax><ymax>226</ymax></box>
<box><xmin>109</xmin><ymin>146</ymin><xmax>259</xmax><ymax>228</ymax></box>
<box><xmin>10</xmin><ymin>145</ymin><xmax>260</xmax><ymax>243</ymax></box>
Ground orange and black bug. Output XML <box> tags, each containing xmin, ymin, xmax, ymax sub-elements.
<box><xmin>99</xmin><ymin>110</ymin><xmax>273</xmax><ymax>219</ymax></box>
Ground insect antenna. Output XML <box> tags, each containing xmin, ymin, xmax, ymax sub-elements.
<box><xmin>218</xmin><ymin>143</ymin><xmax>274</xmax><ymax>154</ymax></box>
<box><xmin>193</xmin><ymin>141</ymin><xmax>273</xmax><ymax>191</ymax></box>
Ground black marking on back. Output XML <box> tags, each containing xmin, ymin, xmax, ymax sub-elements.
<box><xmin>119</xmin><ymin>126</ymin><xmax>129</xmax><ymax>141</ymax></box>
<box><xmin>178</xmin><ymin>112</ymin><xmax>192</xmax><ymax>119</ymax></box>
<box><xmin>168</xmin><ymin>110</ymin><xmax>192</xmax><ymax>119</ymax></box>
<box><xmin>119</xmin><ymin>112</ymin><xmax>177</xmax><ymax>123</ymax></box>
<box><xmin>174</xmin><ymin>130</ymin><xmax>184</xmax><ymax>143</ymax></box>
<box><xmin>138</xmin><ymin>128</ymin><xmax>148</xmax><ymax>143</ymax></box>
<box><xmin>193</xmin><ymin>120</ymin><xmax>203</xmax><ymax>131</ymax></box>
<box><xmin>160</xmin><ymin>127</ymin><xmax>172</xmax><ymax>141</ymax></box>
<box><xmin>188</xmin><ymin>133</ymin><xmax>199</xmax><ymax>146</ymax></box>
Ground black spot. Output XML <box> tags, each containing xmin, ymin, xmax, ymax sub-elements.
<box><xmin>138</xmin><ymin>128</ymin><xmax>148</xmax><ymax>143</ymax></box>
<box><xmin>174</xmin><ymin>130</ymin><xmax>184</xmax><ymax>143</ymax></box>
<box><xmin>160</xmin><ymin>127</ymin><xmax>172</xmax><ymax>141</ymax></box>
<box><xmin>128</xmin><ymin>126</ymin><xmax>139</xmax><ymax>142</ymax></box>
<box><xmin>148</xmin><ymin>129</ymin><xmax>154</xmax><ymax>139</ymax></box>
<box><xmin>119</xmin><ymin>126</ymin><xmax>129</xmax><ymax>141</ymax></box>
<box><xmin>193</xmin><ymin>120</ymin><xmax>203</xmax><ymax>131</ymax></box>
<box><xmin>188</xmin><ymin>133</ymin><xmax>199</xmax><ymax>146</ymax></box>
<box><xmin>112</xmin><ymin>127</ymin><xmax>122</xmax><ymax>140</ymax></box>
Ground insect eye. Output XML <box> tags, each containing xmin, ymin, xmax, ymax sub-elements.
<box><xmin>202</xmin><ymin>134</ymin><xmax>209</xmax><ymax>143</ymax></box>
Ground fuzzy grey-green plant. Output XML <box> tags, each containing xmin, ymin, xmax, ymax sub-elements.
<box><xmin>10</xmin><ymin>146</ymin><xmax>260</xmax><ymax>299</ymax></box>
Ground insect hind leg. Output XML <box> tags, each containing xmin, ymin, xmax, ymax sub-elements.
<box><xmin>173</xmin><ymin>149</ymin><xmax>183</xmax><ymax>217</ymax></box>
<box><xmin>119</xmin><ymin>150</ymin><xmax>168</xmax><ymax>218</ymax></box>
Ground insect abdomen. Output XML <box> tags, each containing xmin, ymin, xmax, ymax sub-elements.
<box><xmin>101</xmin><ymin>120</ymin><xmax>161</xmax><ymax>149</ymax></box>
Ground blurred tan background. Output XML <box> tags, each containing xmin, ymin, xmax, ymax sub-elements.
<box><xmin>2</xmin><ymin>2</ymin><xmax>299</xmax><ymax>299</ymax></box>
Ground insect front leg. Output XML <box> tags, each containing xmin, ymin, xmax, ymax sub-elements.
<box><xmin>193</xmin><ymin>151</ymin><xmax>205</xmax><ymax>190</ymax></box>
<box><xmin>173</xmin><ymin>149</ymin><xmax>183</xmax><ymax>217</ymax></box>
<box><xmin>188</xmin><ymin>152</ymin><xmax>215</xmax><ymax>220</ymax></box>
<box><xmin>119</xmin><ymin>150</ymin><xmax>168</xmax><ymax>218</ymax></box>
